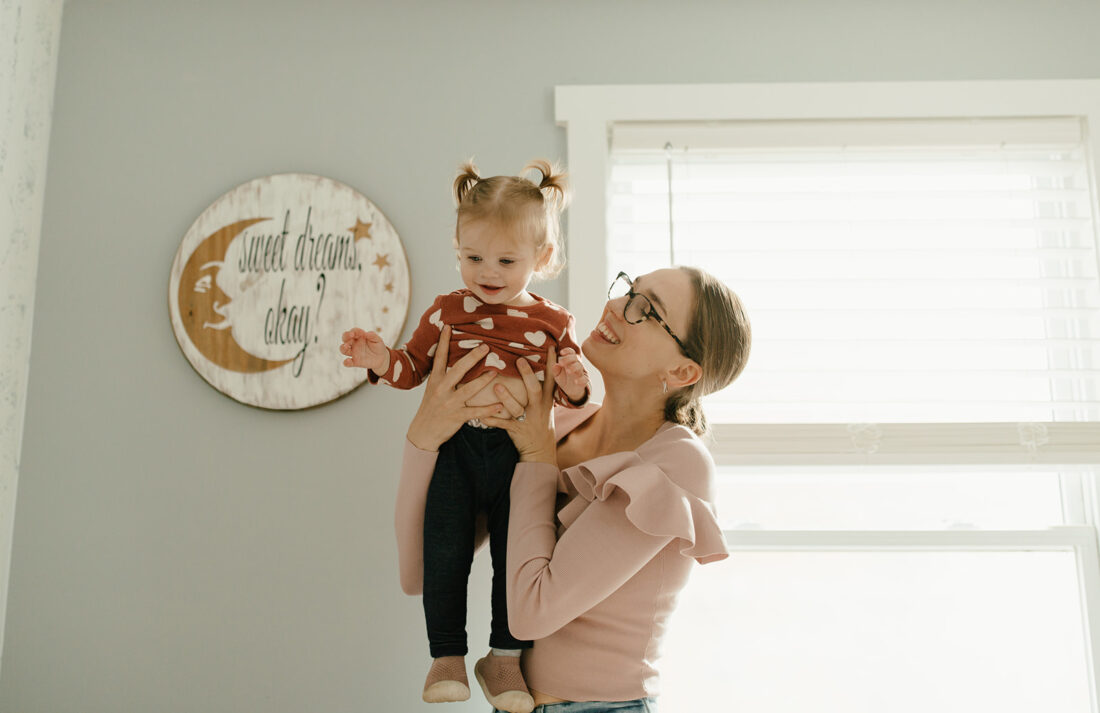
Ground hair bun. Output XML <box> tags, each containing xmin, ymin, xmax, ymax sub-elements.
<box><xmin>523</xmin><ymin>159</ymin><xmax>571</xmax><ymax>211</ymax></box>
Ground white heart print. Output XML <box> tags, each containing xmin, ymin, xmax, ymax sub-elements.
<box><xmin>464</xmin><ymin>296</ymin><xmax>481</xmax><ymax>313</ymax></box>
<box><xmin>525</xmin><ymin>330</ymin><xmax>547</xmax><ymax>347</ymax></box>
<box><xmin>484</xmin><ymin>351</ymin><xmax>506</xmax><ymax>370</ymax></box>
<box><xmin>428</xmin><ymin>309</ymin><xmax>443</xmax><ymax>328</ymax></box>
<box><xmin>507</xmin><ymin>309</ymin><xmax>528</xmax><ymax>318</ymax></box>
<box><xmin>427</xmin><ymin>343</ymin><xmax>437</xmax><ymax>358</ymax></box>
<box><xmin>392</xmin><ymin>362</ymin><xmax>403</xmax><ymax>383</ymax></box>
<box><xmin>477</xmin><ymin>317</ymin><xmax>494</xmax><ymax>330</ymax></box>
<box><xmin>458</xmin><ymin>340</ymin><xmax>483</xmax><ymax>350</ymax></box>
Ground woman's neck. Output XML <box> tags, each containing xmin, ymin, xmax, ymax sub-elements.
<box><xmin>584</xmin><ymin>382</ymin><xmax>667</xmax><ymax>454</ymax></box>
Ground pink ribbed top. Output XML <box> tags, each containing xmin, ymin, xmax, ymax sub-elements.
<box><xmin>394</xmin><ymin>402</ymin><xmax>729</xmax><ymax>702</ymax></box>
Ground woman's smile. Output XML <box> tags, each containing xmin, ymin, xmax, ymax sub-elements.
<box><xmin>592</xmin><ymin>318</ymin><xmax>621</xmax><ymax>345</ymax></box>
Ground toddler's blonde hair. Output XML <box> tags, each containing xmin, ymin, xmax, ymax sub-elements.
<box><xmin>452</xmin><ymin>158</ymin><xmax>570</xmax><ymax>279</ymax></box>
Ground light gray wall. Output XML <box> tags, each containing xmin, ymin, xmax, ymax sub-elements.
<box><xmin>6</xmin><ymin>1</ymin><xmax>1100</xmax><ymax>711</ymax></box>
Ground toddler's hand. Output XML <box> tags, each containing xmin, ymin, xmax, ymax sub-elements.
<box><xmin>340</xmin><ymin>327</ymin><xmax>391</xmax><ymax>372</ymax></box>
<box><xmin>552</xmin><ymin>347</ymin><xmax>589</xmax><ymax>403</ymax></box>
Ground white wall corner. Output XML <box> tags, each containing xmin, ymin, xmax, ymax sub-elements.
<box><xmin>0</xmin><ymin>0</ymin><xmax>65</xmax><ymax>676</ymax></box>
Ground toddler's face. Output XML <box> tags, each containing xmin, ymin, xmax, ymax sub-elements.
<box><xmin>456</xmin><ymin>219</ymin><xmax>545</xmax><ymax>306</ymax></box>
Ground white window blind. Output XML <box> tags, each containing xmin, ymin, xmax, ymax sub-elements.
<box><xmin>609</xmin><ymin>118</ymin><xmax>1100</xmax><ymax>426</ymax></box>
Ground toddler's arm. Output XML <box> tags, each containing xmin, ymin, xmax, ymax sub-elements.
<box><xmin>340</xmin><ymin>328</ymin><xmax>391</xmax><ymax>373</ymax></box>
<box><xmin>553</xmin><ymin>348</ymin><xmax>589</xmax><ymax>405</ymax></box>
<box><xmin>353</xmin><ymin>295</ymin><xmax>449</xmax><ymax>389</ymax></box>
<box><xmin>552</xmin><ymin>313</ymin><xmax>591</xmax><ymax>407</ymax></box>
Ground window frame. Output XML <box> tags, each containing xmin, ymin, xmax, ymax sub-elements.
<box><xmin>556</xmin><ymin>80</ymin><xmax>1100</xmax><ymax>711</ymax></box>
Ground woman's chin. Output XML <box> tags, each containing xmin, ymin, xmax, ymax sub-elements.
<box><xmin>580</xmin><ymin>334</ymin><xmax>609</xmax><ymax>365</ymax></box>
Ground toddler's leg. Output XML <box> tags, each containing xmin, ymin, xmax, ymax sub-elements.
<box><xmin>481</xmin><ymin>433</ymin><xmax>531</xmax><ymax>653</ymax></box>
<box><xmin>422</xmin><ymin>431</ymin><xmax>477</xmax><ymax>659</ymax></box>
<box><xmin>473</xmin><ymin>429</ymin><xmax>534</xmax><ymax>713</ymax></box>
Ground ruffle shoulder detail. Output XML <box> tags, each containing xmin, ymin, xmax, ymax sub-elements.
<box><xmin>562</xmin><ymin>424</ymin><xmax>730</xmax><ymax>564</ymax></box>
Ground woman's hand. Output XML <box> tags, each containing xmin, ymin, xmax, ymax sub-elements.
<box><xmin>406</xmin><ymin>326</ymin><xmax>502</xmax><ymax>452</ymax></box>
<box><xmin>482</xmin><ymin>347</ymin><xmax>558</xmax><ymax>465</ymax></box>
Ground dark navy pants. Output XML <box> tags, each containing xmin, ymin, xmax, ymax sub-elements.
<box><xmin>422</xmin><ymin>423</ymin><xmax>533</xmax><ymax>658</ymax></box>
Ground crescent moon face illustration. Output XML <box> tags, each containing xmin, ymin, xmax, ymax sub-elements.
<box><xmin>177</xmin><ymin>217</ymin><xmax>293</xmax><ymax>373</ymax></box>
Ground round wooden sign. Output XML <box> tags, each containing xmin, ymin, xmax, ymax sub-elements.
<box><xmin>168</xmin><ymin>173</ymin><xmax>410</xmax><ymax>409</ymax></box>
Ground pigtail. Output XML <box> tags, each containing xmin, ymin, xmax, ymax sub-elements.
<box><xmin>453</xmin><ymin>159</ymin><xmax>482</xmax><ymax>206</ymax></box>
<box><xmin>523</xmin><ymin>159</ymin><xmax>571</xmax><ymax>212</ymax></box>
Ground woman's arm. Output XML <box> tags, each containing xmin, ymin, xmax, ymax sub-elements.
<box><xmin>394</xmin><ymin>439</ymin><xmax>440</xmax><ymax>595</ymax></box>
<box><xmin>393</xmin><ymin>326</ymin><xmax>502</xmax><ymax>595</ymax></box>
<box><xmin>481</xmin><ymin>354</ymin><xmax>673</xmax><ymax>639</ymax></box>
<box><xmin>504</xmin><ymin>463</ymin><xmax>673</xmax><ymax>640</ymax></box>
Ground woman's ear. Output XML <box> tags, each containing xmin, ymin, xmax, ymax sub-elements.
<box><xmin>666</xmin><ymin>359</ymin><xmax>702</xmax><ymax>390</ymax></box>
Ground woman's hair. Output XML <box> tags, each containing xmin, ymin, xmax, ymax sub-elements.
<box><xmin>452</xmin><ymin>158</ymin><xmax>570</xmax><ymax>279</ymax></box>
<box><xmin>665</xmin><ymin>267</ymin><xmax>752</xmax><ymax>436</ymax></box>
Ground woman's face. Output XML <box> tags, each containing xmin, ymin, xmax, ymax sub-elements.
<box><xmin>583</xmin><ymin>267</ymin><xmax>696</xmax><ymax>381</ymax></box>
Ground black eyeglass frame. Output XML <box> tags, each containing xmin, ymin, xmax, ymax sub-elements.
<box><xmin>608</xmin><ymin>271</ymin><xmax>696</xmax><ymax>361</ymax></box>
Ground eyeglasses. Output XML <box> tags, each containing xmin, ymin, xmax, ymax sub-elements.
<box><xmin>607</xmin><ymin>271</ymin><xmax>696</xmax><ymax>361</ymax></box>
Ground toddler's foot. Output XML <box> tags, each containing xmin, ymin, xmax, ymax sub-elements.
<box><xmin>474</xmin><ymin>651</ymin><xmax>535</xmax><ymax>713</ymax></box>
<box><xmin>422</xmin><ymin>655</ymin><xmax>470</xmax><ymax>703</ymax></box>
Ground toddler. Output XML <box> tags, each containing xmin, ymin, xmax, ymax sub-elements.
<box><xmin>340</xmin><ymin>159</ymin><xmax>589</xmax><ymax>713</ymax></box>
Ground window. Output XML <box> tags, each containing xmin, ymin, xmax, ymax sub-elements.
<box><xmin>611</xmin><ymin>118</ymin><xmax>1100</xmax><ymax>424</ymax></box>
<box><xmin>557</xmin><ymin>82</ymin><xmax>1100</xmax><ymax>713</ymax></box>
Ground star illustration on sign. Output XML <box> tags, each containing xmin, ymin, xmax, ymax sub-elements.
<box><xmin>372</xmin><ymin>254</ymin><xmax>391</xmax><ymax>270</ymax></box>
<box><xmin>349</xmin><ymin>218</ymin><xmax>373</xmax><ymax>240</ymax></box>
<box><xmin>384</xmin><ymin>281</ymin><xmax>394</xmax><ymax>292</ymax></box>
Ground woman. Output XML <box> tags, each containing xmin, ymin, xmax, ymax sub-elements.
<box><xmin>395</xmin><ymin>267</ymin><xmax>752</xmax><ymax>713</ymax></box>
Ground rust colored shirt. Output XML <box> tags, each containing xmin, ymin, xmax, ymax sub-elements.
<box><xmin>368</xmin><ymin>289</ymin><xmax>589</xmax><ymax>406</ymax></box>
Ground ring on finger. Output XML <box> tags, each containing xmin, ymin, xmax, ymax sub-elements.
<box><xmin>516</xmin><ymin>411</ymin><xmax>526</xmax><ymax>422</ymax></box>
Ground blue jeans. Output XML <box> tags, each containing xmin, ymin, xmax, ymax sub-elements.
<box><xmin>495</xmin><ymin>698</ymin><xmax>657</xmax><ymax>713</ymax></box>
